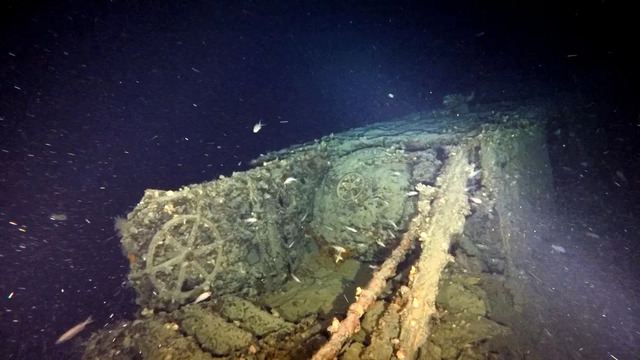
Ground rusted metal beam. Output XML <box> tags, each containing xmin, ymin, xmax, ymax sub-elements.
<box><xmin>312</xmin><ymin>145</ymin><xmax>471</xmax><ymax>360</ymax></box>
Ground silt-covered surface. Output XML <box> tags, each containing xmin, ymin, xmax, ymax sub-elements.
<box><xmin>84</xmin><ymin>105</ymin><xmax>557</xmax><ymax>359</ymax></box>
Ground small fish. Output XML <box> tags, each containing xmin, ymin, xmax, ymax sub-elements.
<box><xmin>368</xmin><ymin>264</ymin><xmax>380</xmax><ymax>270</ymax></box>
<box><xmin>244</xmin><ymin>217</ymin><xmax>258</xmax><ymax>223</ymax></box>
<box><xmin>406</xmin><ymin>191</ymin><xmax>419</xmax><ymax>197</ymax></box>
<box><xmin>376</xmin><ymin>240</ymin><xmax>386</xmax><ymax>248</ymax></box>
<box><xmin>283</xmin><ymin>177</ymin><xmax>297</xmax><ymax>185</ymax></box>
<box><xmin>193</xmin><ymin>291</ymin><xmax>211</xmax><ymax>304</ymax></box>
<box><xmin>585</xmin><ymin>232</ymin><xmax>600</xmax><ymax>239</ymax></box>
<box><xmin>291</xmin><ymin>273</ymin><xmax>301</xmax><ymax>283</ymax></box>
<box><xmin>287</xmin><ymin>241</ymin><xmax>296</xmax><ymax>249</ymax></box>
<box><xmin>551</xmin><ymin>244</ymin><xmax>566</xmax><ymax>253</ymax></box>
<box><xmin>468</xmin><ymin>169</ymin><xmax>481</xmax><ymax>179</ymax></box>
<box><xmin>300</xmin><ymin>212</ymin><xmax>308</xmax><ymax>222</ymax></box>
<box><xmin>469</xmin><ymin>197</ymin><xmax>482</xmax><ymax>204</ymax></box>
<box><xmin>331</xmin><ymin>245</ymin><xmax>347</xmax><ymax>254</ymax></box>
<box><xmin>49</xmin><ymin>213</ymin><xmax>68</xmax><ymax>221</ymax></box>
<box><xmin>56</xmin><ymin>316</ymin><xmax>93</xmax><ymax>344</ymax></box>
<box><xmin>253</xmin><ymin>120</ymin><xmax>266</xmax><ymax>133</ymax></box>
<box><xmin>387</xmin><ymin>219</ymin><xmax>398</xmax><ymax>230</ymax></box>
<box><xmin>345</xmin><ymin>226</ymin><xmax>358</xmax><ymax>233</ymax></box>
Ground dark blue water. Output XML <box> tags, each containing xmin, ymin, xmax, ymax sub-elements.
<box><xmin>1</xmin><ymin>1</ymin><xmax>637</xmax><ymax>359</ymax></box>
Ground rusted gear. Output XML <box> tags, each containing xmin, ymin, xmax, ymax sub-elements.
<box><xmin>336</xmin><ymin>172</ymin><xmax>365</xmax><ymax>202</ymax></box>
<box><xmin>145</xmin><ymin>214</ymin><xmax>223</xmax><ymax>305</ymax></box>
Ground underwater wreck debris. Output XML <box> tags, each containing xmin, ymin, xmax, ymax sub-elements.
<box><xmin>442</xmin><ymin>92</ymin><xmax>475</xmax><ymax>115</ymax></box>
<box><xmin>336</xmin><ymin>172</ymin><xmax>365</xmax><ymax>201</ymax></box>
<box><xmin>311</xmin><ymin>222</ymin><xmax>417</xmax><ymax>360</ymax></box>
<box><xmin>330</xmin><ymin>245</ymin><xmax>347</xmax><ymax>263</ymax></box>
<box><xmin>96</xmin><ymin>108</ymin><xmax>555</xmax><ymax>360</ymax></box>
<box><xmin>144</xmin><ymin>214</ymin><xmax>225</xmax><ymax>306</ymax></box>
<box><xmin>311</xmin><ymin>145</ymin><xmax>471</xmax><ymax>360</ymax></box>
<box><xmin>397</xmin><ymin>146</ymin><xmax>471</xmax><ymax>359</ymax></box>
<box><xmin>120</xmin><ymin>165</ymin><xmax>312</xmax><ymax>310</ymax></box>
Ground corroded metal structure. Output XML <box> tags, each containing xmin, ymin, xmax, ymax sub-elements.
<box><xmin>85</xmin><ymin>106</ymin><xmax>554</xmax><ymax>360</ymax></box>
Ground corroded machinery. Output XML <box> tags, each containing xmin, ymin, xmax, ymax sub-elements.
<box><xmin>85</xmin><ymin>105</ymin><xmax>554</xmax><ymax>360</ymax></box>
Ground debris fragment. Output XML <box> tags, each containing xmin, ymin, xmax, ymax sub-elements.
<box><xmin>331</xmin><ymin>245</ymin><xmax>347</xmax><ymax>263</ymax></box>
